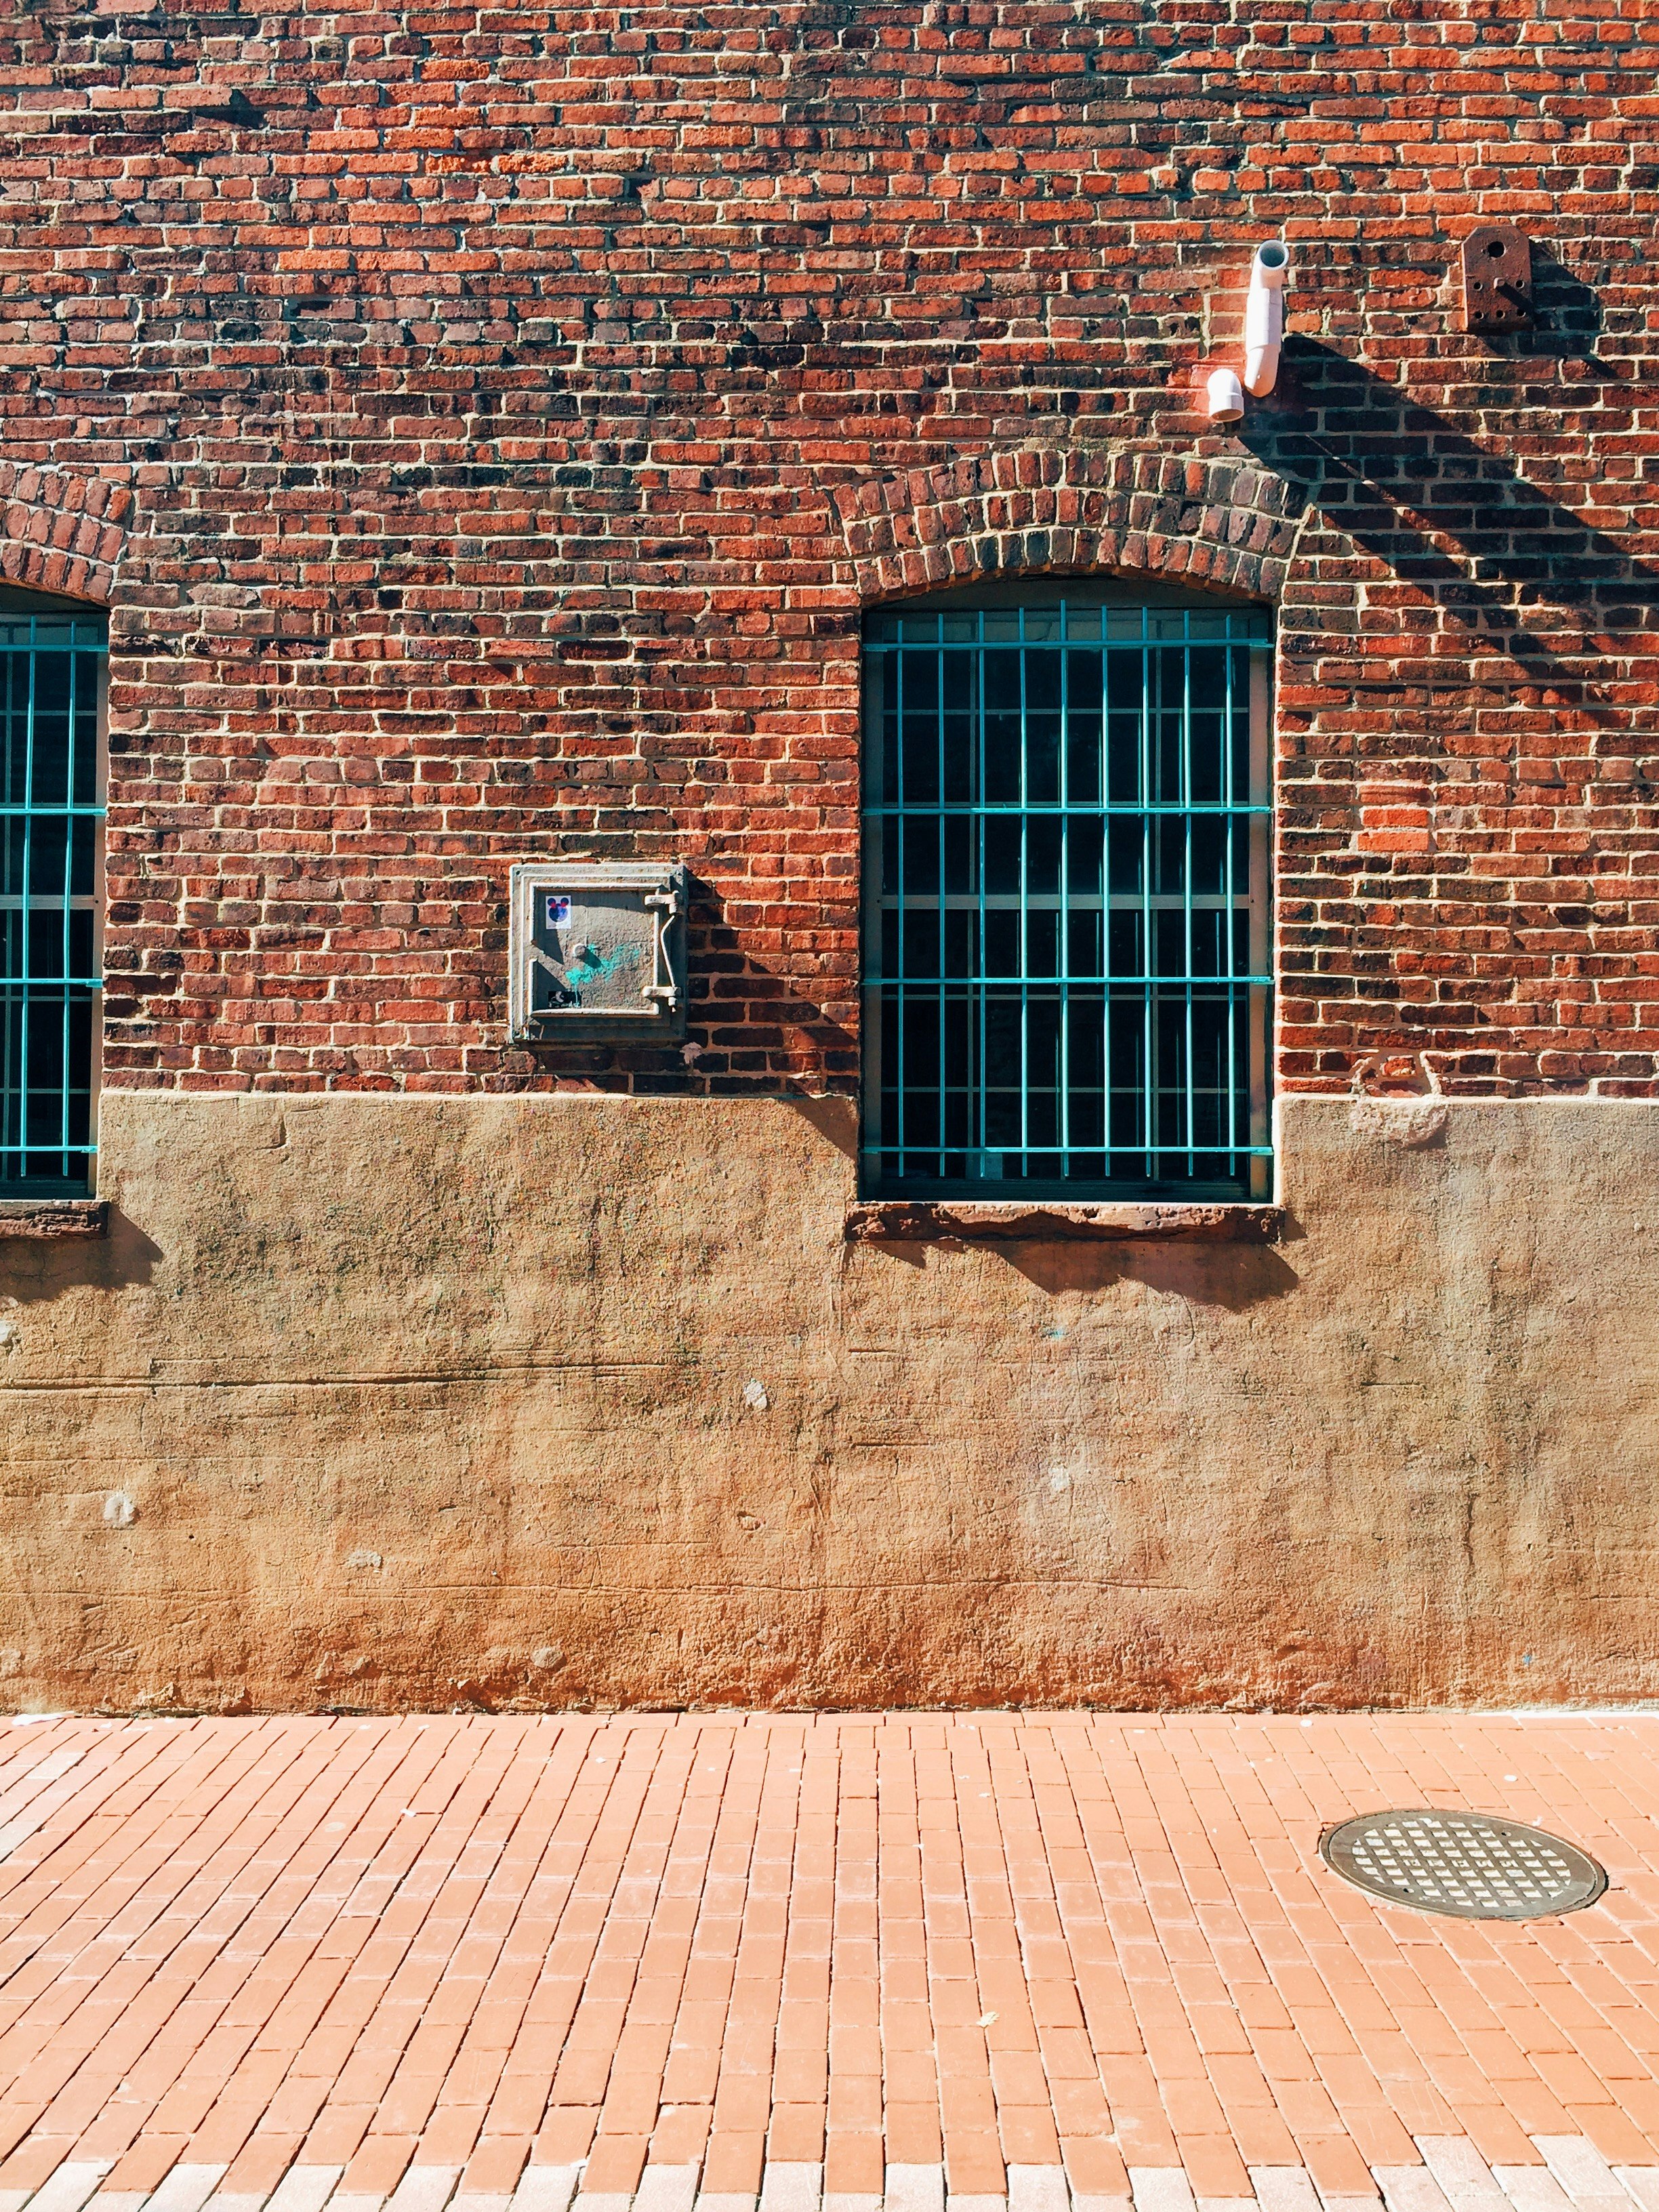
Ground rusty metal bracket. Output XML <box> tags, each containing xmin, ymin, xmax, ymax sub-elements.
<box><xmin>1460</xmin><ymin>226</ymin><xmax>1532</xmax><ymax>330</ymax></box>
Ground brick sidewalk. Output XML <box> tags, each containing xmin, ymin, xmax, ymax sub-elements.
<box><xmin>0</xmin><ymin>1715</ymin><xmax>1655</xmax><ymax>2212</ymax></box>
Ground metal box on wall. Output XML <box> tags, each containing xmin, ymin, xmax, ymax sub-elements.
<box><xmin>508</xmin><ymin>861</ymin><xmax>689</xmax><ymax>1044</ymax></box>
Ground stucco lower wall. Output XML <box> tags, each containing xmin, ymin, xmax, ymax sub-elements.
<box><xmin>1</xmin><ymin>1089</ymin><xmax>1654</xmax><ymax>1713</ymax></box>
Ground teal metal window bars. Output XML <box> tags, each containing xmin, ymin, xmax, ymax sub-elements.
<box><xmin>862</xmin><ymin>594</ymin><xmax>1272</xmax><ymax>1200</ymax></box>
<box><xmin>0</xmin><ymin>613</ymin><xmax>106</xmax><ymax>1194</ymax></box>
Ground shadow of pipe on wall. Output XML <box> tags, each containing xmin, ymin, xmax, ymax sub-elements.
<box><xmin>1246</xmin><ymin>339</ymin><xmax>1659</xmax><ymax>738</ymax></box>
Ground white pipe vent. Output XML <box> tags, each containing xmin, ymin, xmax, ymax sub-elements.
<box><xmin>1243</xmin><ymin>240</ymin><xmax>1291</xmax><ymax>397</ymax></box>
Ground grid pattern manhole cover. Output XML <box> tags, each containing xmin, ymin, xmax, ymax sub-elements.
<box><xmin>1321</xmin><ymin>1809</ymin><xmax>1607</xmax><ymax>1920</ymax></box>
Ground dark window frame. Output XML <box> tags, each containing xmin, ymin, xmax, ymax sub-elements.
<box><xmin>860</xmin><ymin>584</ymin><xmax>1273</xmax><ymax>1202</ymax></box>
<box><xmin>0</xmin><ymin>604</ymin><xmax>108</xmax><ymax>1196</ymax></box>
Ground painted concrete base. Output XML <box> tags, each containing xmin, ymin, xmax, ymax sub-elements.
<box><xmin>0</xmin><ymin>1090</ymin><xmax>1655</xmax><ymax>1713</ymax></box>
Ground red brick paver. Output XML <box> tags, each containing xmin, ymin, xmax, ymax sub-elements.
<box><xmin>0</xmin><ymin>1715</ymin><xmax>1654</xmax><ymax>2212</ymax></box>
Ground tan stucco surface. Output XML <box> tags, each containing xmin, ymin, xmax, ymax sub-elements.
<box><xmin>0</xmin><ymin>1090</ymin><xmax>1653</xmax><ymax>1713</ymax></box>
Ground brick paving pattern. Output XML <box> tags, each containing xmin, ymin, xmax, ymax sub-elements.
<box><xmin>0</xmin><ymin>1716</ymin><xmax>1654</xmax><ymax>2212</ymax></box>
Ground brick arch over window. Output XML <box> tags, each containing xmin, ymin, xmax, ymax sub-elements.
<box><xmin>0</xmin><ymin>467</ymin><xmax>133</xmax><ymax>605</ymax></box>
<box><xmin>831</xmin><ymin>447</ymin><xmax>1305</xmax><ymax>604</ymax></box>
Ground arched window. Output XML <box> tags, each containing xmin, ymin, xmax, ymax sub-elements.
<box><xmin>861</xmin><ymin>586</ymin><xmax>1271</xmax><ymax>1200</ymax></box>
<box><xmin>0</xmin><ymin>594</ymin><xmax>106</xmax><ymax>1195</ymax></box>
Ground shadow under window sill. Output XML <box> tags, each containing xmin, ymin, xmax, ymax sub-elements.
<box><xmin>845</xmin><ymin>1199</ymin><xmax>1282</xmax><ymax>1244</ymax></box>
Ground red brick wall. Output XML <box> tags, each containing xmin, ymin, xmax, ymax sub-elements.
<box><xmin>1</xmin><ymin>1</ymin><xmax>1654</xmax><ymax>1101</ymax></box>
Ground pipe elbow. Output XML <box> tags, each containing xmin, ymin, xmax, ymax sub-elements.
<box><xmin>1204</xmin><ymin>367</ymin><xmax>1245</xmax><ymax>425</ymax></box>
<box><xmin>1242</xmin><ymin>239</ymin><xmax>1291</xmax><ymax>397</ymax></box>
<box><xmin>1242</xmin><ymin>342</ymin><xmax>1277</xmax><ymax>399</ymax></box>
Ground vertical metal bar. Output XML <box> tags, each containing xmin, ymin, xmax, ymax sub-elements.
<box><xmin>898</xmin><ymin>646</ymin><xmax>911</xmax><ymax>1176</ymax></box>
<box><xmin>18</xmin><ymin>621</ymin><xmax>33</xmax><ymax>1186</ymax></box>
<box><xmin>1183</xmin><ymin>617</ymin><xmax>1195</xmax><ymax>1181</ymax></box>
<box><xmin>1224</xmin><ymin>635</ymin><xmax>1239</xmax><ymax>1176</ymax></box>
<box><xmin>969</xmin><ymin>638</ymin><xmax>981</xmax><ymax>1178</ymax></box>
<box><xmin>976</xmin><ymin>612</ymin><xmax>987</xmax><ymax>1176</ymax></box>
<box><xmin>1059</xmin><ymin>602</ymin><xmax>1069</xmax><ymax>1181</ymax></box>
<box><xmin>1248</xmin><ymin>643</ymin><xmax>1273</xmax><ymax>1200</ymax></box>
<box><xmin>1018</xmin><ymin>615</ymin><xmax>1028</xmax><ymax>1180</ymax></box>
<box><xmin>937</xmin><ymin>632</ymin><xmax>946</xmax><ymax>1180</ymax></box>
<box><xmin>872</xmin><ymin>641</ymin><xmax>884</xmax><ymax>1194</ymax></box>
<box><xmin>1140</xmin><ymin>614</ymin><xmax>1154</xmax><ymax>1183</ymax></box>
<box><xmin>1102</xmin><ymin>626</ymin><xmax>1113</xmax><ymax>1173</ymax></box>
<box><xmin>61</xmin><ymin>638</ymin><xmax>75</xmax><ymax>1183</ymax></box>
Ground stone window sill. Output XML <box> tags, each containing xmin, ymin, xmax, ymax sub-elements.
<box><xmin>0</xmin><ymin>1200</ymin><xmax>107</xmax><ymax>1239</ymax></box>
<box><xmin>845</xmin><ymin>1200</ymin><xmax>1283</xmax><ymax>1244</ymax></box>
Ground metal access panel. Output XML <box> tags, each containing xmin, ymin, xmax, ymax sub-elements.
<box><xmin>508</xmin><ymin>861</ymin><xmax>688</xmax><ymax>1044</ymax></box>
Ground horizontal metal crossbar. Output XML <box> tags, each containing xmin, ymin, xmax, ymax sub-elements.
<box><xmin>867</xmin><ymin>1141</ymin><xmax>1277</xmax><ymax>1159</ymax></box>
<box><xmin>871</xmin><ymin>802</ymin><xmax>1271</xmax><ymax>815</ymax></box>
<box><xmin>870</xmin><ymin>975</ymin><xmax>1273</xmax><ymax>987</ymax></box>
<box><xmin>0</xmin><ymin>802</ymin><xmax>104</xmax><ymax>816</ymax></box>
<box><xmin>866</xmin><ymin>605</ymin><xmax>1273</xmax><ymax>647</ymax></box>
<box><xmin>878</xmin><ymin>894</ymin><xmax>1250</xmax><ymax>909</ymax></box>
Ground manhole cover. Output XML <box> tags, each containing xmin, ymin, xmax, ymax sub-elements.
<box><xmin>1321</xmin><ymin>1809</ymin><xmax>1607</xmax><ymax>1920</ymax></box>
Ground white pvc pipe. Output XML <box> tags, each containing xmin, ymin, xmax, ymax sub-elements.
<box><xmin>1242</xmin><ymin>239</ymin><xmax>1290</xmax><ymax>397</ymax></box>
<box><xmin>1204</xmin><ymin>367</ymin><xmax>1245</xmax><ymax>425</ymax></box>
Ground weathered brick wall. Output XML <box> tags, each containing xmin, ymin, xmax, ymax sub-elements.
<box><xmin>0</xmin><ymin>0</ymin><xmax>1654</xmax><ymax>1099</ymax></box>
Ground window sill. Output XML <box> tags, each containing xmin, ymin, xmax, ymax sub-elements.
<box><xmin>845</xmin><ymin>1199</ymin><xmax>1283</xmax><ymax>1244</ymax></box>
<box><xmin>0</xmin><ymin>1199</ymin><xmax>107</xmax><ymax>1239</ymax></box>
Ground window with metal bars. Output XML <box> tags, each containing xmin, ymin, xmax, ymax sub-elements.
<box><xmin>861</xmin><ymin>588</ymin><xmax>1272</xmax><ymax>1200</ymax></box>
<box><xmin>0</xmin><ymin>605</ymin><xmax>106</xmax><ymax>1195</ymax></box>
